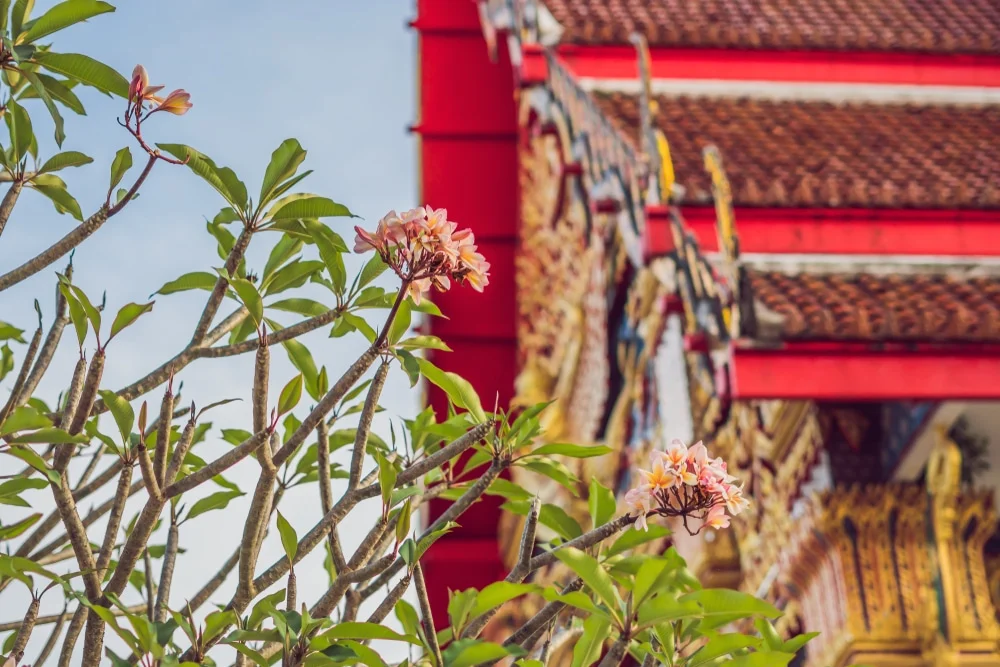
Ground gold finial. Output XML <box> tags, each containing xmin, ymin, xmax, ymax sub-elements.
<box><xmin>702</xmin><ymin>145</ymin><xmax>740</xmax><ymax>338</ymax></box>
<box><xmin>629</xmin><ymin>32</ymin><xmax>674</xmax><ymax>205</ymax></box>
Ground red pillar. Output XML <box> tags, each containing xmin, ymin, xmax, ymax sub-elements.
<box><xmin>413</xmin><ymin>0</ymin><xmax>517</xmax><ymax>624</ymax></box>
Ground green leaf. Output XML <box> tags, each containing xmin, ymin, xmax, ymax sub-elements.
<box><xmin>5</xmin><ymin>98</ymin><xmax>32</xmax><ymax>163</ymax></box>
<box><xmin>155</xmin><ymin>271</ymin><xmax>217</xmax><ymax>296</ymax></box>
<box><xmin>399</xmin><ymin>521</ymin><xmax>457</xmax><ymax>566</ymax></box>
<box><xmin>397</xmin><ymin>335</ymin><xmax>451</xmax><ymax>352</ymax></box>
<box><xmin>679</xmin><ymin>589</ymin><xmax>781</xmax><ymax>619</ymax></box>
<box><xmin>6</xmin><ymin>426</ymin><xmax>87</xmax><ymax>445</ymax></box>
<box><xmin>520</xmin><ymin>459</ymin><xmax>580</xmax><ymax>496</ymax></box>
<box><xmin>109</xmin><ymin>146</ymin><xmax>132</xmax><ymax>192</ymax></box>
<box><xmin>445</xmin><ymin>640</ymin><xmax>511</xmax><ymax>667</ymax></box>
<box><xmin>541</xmin><ymin>590</ymin><xmax>608</xmax><ymax>617</ymax></box>
<box><xmin>259</xmin><ymin>138</ymin><xmax>306</xmax><ymax>206</ymax></box>
<box><xmin>17</xmin><ymin>72</ymin><xmax>85</xmax><ymax>114</ymax></box>
<box><xmin>605</xmin><ymin>523</ymin><xmax>670</xmax><ymax>558</ymax></box>
<box><xmin>229</xmin><ymin>277</ymin><xmax>263</xmax><ymax>326</ymax></box>
<box><xmin>276</xmin><ymin>511</ymin><xmax>298</xmax><ymax>562</ymax></box>
<box><xmin>156</xmin><ymin>144</ymin><xmax>248</xmax><ymax>211</ymax></box>
<box><xmin>470</xmin><ymin>582</ymin><xmax>538</xmax><ymax>617</ymax></box>
<box><xmin>394</xmin><ymin>600</ymin><xmax>421</xmax><ymax>642</ymax></box>
<box><xmin>539</xmin><ymin>503</ymin><xmax>583</xmax><ymax>541</ymax></box>
<box><xmin>448</xmin><ymin>589</ymin><xmax>477</xmax><ymax>635</ymax></box>
<box><xmin>35</xmin><ymin>51</ymin><xmax>129</xmax><ymax>97</ymax></box>
<box><xmin>375</xmin><ymin>451</ymin><xmax>396</xmax><ymax>511</ymax></box>
<box><xmin>278</xmin><ymin>374</ymin><xmax>303</xmax><ymax>415</ymax></box>
<box><xmin>109</xmin><ymin>301</ymin><xmax>153</xmax><ymax>341</ymax></box>
<box><xmin>5</xmin><ymin>444</ymin><xmax>64</xmax><ymax>484</ymax></box>
<box><xmin>688</xmin><ymin>633</ymin><xmax>762</xmax><ymax>666</ymax></box>
<box><xmin>18</xmin><ymin>69</ymin><xmax>65</xmax><ymax>146</ymax></box>
<box><xmin>394</xmin><ymin>498</ymin><xmax>412</xmax><ymax>544</ymax></box>
<box><xmin>416</xmin><ymin>358</ymin><xmax>486</xmax><ymax>422</ymax></box>
<box><xmin>0</xmin><ymin>321</ymin><xmax>25</xmax><ymax>342</ymax></box>
<box><xmin>98</xmin><ymin>390</ymin><xmax>134</xmax><ymax>446</ymax></box>
<box><xmin>588</xmin><ymin>478</ymin><xmax>616</xmax><ymax>530</ymax></box>
<box><xmin>318</xmin><ymin>622</ymin><xmax>419</xmax><ymax>644</ymax></box>
<box><xmin>30</xmin><ymin>173</ymin><xmax>82</xmax><ymax>220</ymax></box>
<box><xmin>263</xmin><ymin>259</ymin><xmax>323</xmax><ymax>296</ymax></box>
<box><xmin>22</xmin><ymin>0</ymin><xmax>114</xmax><ymax>43</ymax></box>
<box><xmin>571</xmin><ymin>614</ymin><xmax>610</xmax><ymax>667</ymax></box>
<box><xmin>0</xmin><ymin>512</ymin><xmax>42</xmax><ymax>540</ymax></box>
<box><xmin>357</xmin><ymin>253</ymin><xmax>388</xmax><ymax>288</ymax></box>
<box><xmin>281</xmin><ymin>338</ymin><xmax>319</xmax><ymax>399</ymax></box>
<box><xmin>635</xmin><ymin>594</ymin><xmax>702</xmax><ymax>628</ymax></box>
<box><xmin>633</xmin><ymin>558</ymin><xmax>674</xmax><ymax>608</ymax></box>
<box><xmin>186</xmin><ymin>490</ymin><xmax>244</xmax><ymax>521</ymax></box>
<box><xmin>753</xmin><ymin>618</ymin><xmax>783</xmax><ymax>651</ymax></box>
<box><xmin>61</xmin><ymin>282</ymin><xmax>100</xmax><ymax>334</ymax></box>
<box><xmin>780</xmin><ymin>632</ymin><xmax>819</xmax><ymax>653</ymax></box>
<box><xmin>0</xmin><ymin>477</ymin><xmax>48</xmax><ymax>497</ymax></box>
<box><xmin>553</xmin><ymin>548</ymin><xmax>621</xmax><ymax>618</ymax></box>
<box><xmin>0</xmin><ymin>405</ymin><xmax>52</xmax><ymax>435</ymax></box>
<box><xmin>529</xmin><ymin>443</ymin><xmax>612</xmax><ymax>459</ymax></box>
<box><xmin>10</xmin><ymin>0</ymin><xmax>32</xmax><ymax>38</ymax></box>
<box><xmin>340</xmin><ymin>312</ymin><xmax>376</xmax><ymax>343</ymax></box>
<box><xmin>268</xmin><ymin>297</ymin><xmax>328</xmax><ymax>318</ymax></box>
<box><xmin>261</xmin><ymin>234</ymin><xmax>303</xmax><ymax>281</ymax></box>
<box><xmin>269</xmin><ymin>196</ymin><xmax>353</xmax><ymax>221</ymax></box>
<box><xmin>721</xmin><ymin>653</ymin><xmax>795</xmax><ymax>667</ymax></box>
<box><xmin>39</xmin><ymin>150</ymin><xmax>92</xmax><ymax>173</ymax></box>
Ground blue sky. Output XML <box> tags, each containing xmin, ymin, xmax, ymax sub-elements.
<box><xmin>4</xmin><ymin>1</ymin><xmax>422</xmax><ymax>661</ymax></box>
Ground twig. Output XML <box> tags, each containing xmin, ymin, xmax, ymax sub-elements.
<box><xmin>137</xmin><ymin>444</ymin><xmax>161</xmax><ymax>500</ymax></box>
<box><xmin>95</xmin><ymin>466</ymin><xmax>134</xmax><ymax>579</ymax></box>
<box><xmin>502</xmin><ymin>578</ymin><xmax>583</xmax><ymax>650</ymax></box>
<box><xmin>190</xmin><ymin>227</ymin><xmax>252</xmax><ymax>344</ymax></box>
<box><xmin>348</xmin><ymin>361</ymin><xmax>389</xmax><ymax>490</ymax></box>
<box><xmin>462</xmin><ymin>497</ymin><xmax>540</xmax><ymax>639</ymax></box>
<box><xmin>0</xmin><ymin>321</ymin><xmax>42</xmax><ymax>425</ymax></box>
<box><xmin>414</xmin><ymin>562</ymin><xmax>443</xmax><ymax>667</ymax></box>
<box><xmin>153</xmin><ymin>380</ymin><xmax>175</xmax><ymax>488</ymax></box>
<box><xmin>0</xmin><ymin>180</ymin><xmax>23</xmax><ymax>240</ymax></box>
<box><xmin>154</xmin><ymin>506</ymin><xmax>180</xmax><ymax>621</ymax></box>
<box><xmin>33</xmin><ymin>605</ymin><xmax>68</xmax><ymax>666</ymax></box>
<box><xmin>596</xmin><ymin>635</ymin><xmax>630</xmax><ymax>667</ymax></box>
<box><xmin>527</xmin><ymin>515</ymin><xmax>633</xmax><ymax>573</ymax></box>
<box><xmin>0</xmin><ymin>206</ymin><xmax>110</xmax><ymax>293</ymax></box>
<box><xmin>365</xmin><ymin>571</ymin><xmax>412</xmax><ymax>624</ymax></box>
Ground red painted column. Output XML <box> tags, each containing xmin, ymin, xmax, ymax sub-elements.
<box><xmin>413</xmin><ymin>0</ymin><xmax>517</xmax><ymax>624</ymax></box>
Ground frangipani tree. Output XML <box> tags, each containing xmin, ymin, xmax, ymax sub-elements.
<box><xmin>0</xmin><ymin>4</ymin><xmax>814</xmax><ymax>667</ymax></box>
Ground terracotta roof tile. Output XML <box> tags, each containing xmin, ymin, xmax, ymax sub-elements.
<box><xmin>592</xmin><ymin>92</ymin><xmax>1000</xmax><ymax>209</ymax></box>
<box><xmin>748</xmin><ymin>270</ymin><xmax>1000</xmax><ymax>341</ymax></box>
<box><xmin>543</xmin><ymin>0</ymin><xmax>1000</xmax><ymax>54</ymax></box>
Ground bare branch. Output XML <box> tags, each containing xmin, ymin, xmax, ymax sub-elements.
<box><xmin>154</xmin><ymin>507</ymin><xmax>180</xmax><ymax>622</ymax></box>
<box><xmin>503</xmin><ymin>578</ymin><xmax>583</xmax><ymax>651</ymax></box>
<box><xmin>414</xmin><ymin>562</ymin><xmax>443</xmax><ymax>667</ymax></box>
<box><xmin>0</xmin><ymin>180</ymin><xmax>24</xmax><ymax>240</ymax></box>
<box><xmin>22</xmin><ymin>269</ymin><xmax>71</xmax><ymax>400</ymax></box>
<box><xmin>348</xmin><ymin>361</ymin><xmax>388</xmax><ymax>489</ymax></box>
<box><xmin>32</xmin><ymin>605</ymin><xmax>67</xmax><ymax>666</ymax></box>
<box><xmin>137</xmin><ymin>444</ymin><xmax>161</xmax><ymax>501</ymax></box>
<box><xmin>164</xmin><ymin>428</ymin><xmax>270</xmax><ymax>498</ymax></box>
<box><xmin>96</xmin><ymin>465</ymin><xmax>134</xmax><ymax>579</ymax></box>
<box><xmin>190</xmin><ymin>227</ymin><xmax>252</xmax><ymax>344</ymax></box>
<box><xmin>527</xmin><ymin>515</ymin><xmax>633</xmax><ymax>573</ymax></box>
<box><xmin>0</xmin><ymin>206</ymin><xmax>110</xmax><ymax>293</ymax></box>
<box><xmin>7</xmin><ymin>596</ymin><xmax>39</xmax><ymax>660</ymax></box>
<box><xmin>596</xmin><ymin>635</ymin><xmax>630</xmax><ymax>667</ymax></box>
<box><xmin>366</xmin><ymin>571</ymin><xmax>412</xmax><ymax>624</ymax></box>
<box><xmin>462</xmin><ymin>497</ymin><xmax>540</xmax><ymax>639</ymax></box>
<box><xmin>153</xmin><ymin>381</ymin><xmax>175</xmax><ymax>488</ymax></box>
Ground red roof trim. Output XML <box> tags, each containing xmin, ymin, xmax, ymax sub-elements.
<box><xmin>730</xmin><ymin>342</ymin><xmax>1000</xmax><ymax>400</ymax></box>
<box><xmin>557</xmin><ymin>45</ymin><xmax>1000</xmax><ymax>88</ymax></box>
<box><xmin>683</xmin><ymin>207</ymin><xmax>1000</xmax><ymax>256</ymax></box>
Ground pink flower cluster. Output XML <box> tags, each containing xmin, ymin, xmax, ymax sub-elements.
<box><xmin>353</xmin><ymin>207</ymin><xmax>490</xmax><ymax>305</ymax></box>
<box><xmin>624</xmin><ymin>439</ymin><xmax>748</xmax><ymax>534</ymax></box>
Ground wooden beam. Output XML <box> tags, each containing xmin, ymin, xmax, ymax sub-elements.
<box><xmin>682</xmin><ymin>206</ymin><xmax>1000</xmax><ymax>257</ymax></box>
<box><xmin>557</xmin><ymin>45</ymin><xmax>1000</xmax><ymax>88</ymax></box>
<box><xmin>730</xmin><ymin>342</ymin><xmax>1000</xmax><ymax>401</ymax></box>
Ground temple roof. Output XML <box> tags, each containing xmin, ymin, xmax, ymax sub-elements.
<box><xmin>543</xmin><ymin>0</ymin><xmax>1000</xmax><ymax>54</ymax></box>
<box><xmin>593</xmin><ymin>92</ymin><xmax>1000</xmax><ymax>209</ymax></box>
<box><xmin>747</xmin><ymin>269</ymin><xmax>1000</xmax><ymax>341</ymax></box>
